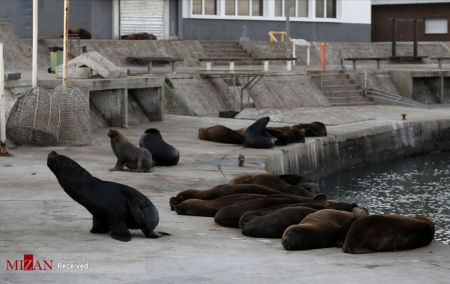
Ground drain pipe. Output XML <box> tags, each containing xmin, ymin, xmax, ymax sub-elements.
<box><xmin>364</xmin><ymin>70</ymin><xmax>368</xmax><ymax>96</ymax></box>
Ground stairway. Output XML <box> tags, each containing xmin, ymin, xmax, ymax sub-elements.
<box><xmin>310</xmin><ymin>71</ymin><xmax>375</xmax><ymax>107</ymax></box>
<box><xmin>200</xmin><ymin>41</ymin><xmax>260</xmax><ymax>66</ymax></box>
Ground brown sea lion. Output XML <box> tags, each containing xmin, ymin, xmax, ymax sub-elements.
<box><xmin>293</xmin><ymin>122</ymin><xmax>327</xmax><ymax>137</ymax></box>
<box><xmin>170</xmin><ymin>184</ymin><xmax>284</xmax><ymax>210</ymax></box>
<box><xmin>229</xmin><ymin>174</ymin><xmax>316</xmax><ymax>197</ymax></box>
<box><xmin>107</xmin><ymin>129</ymin><xmax>154</xmax><ymax>172</ymax></box>
<box><xmin>342</xmin><ymin>214</ymin><xmax>435</xmax><ymax>254</ymax></box>
<box><xmin>282</xmin><ymin>209</ymin><xmax>358</xmax><ymax>251</ymax></box>
<box><xmin>121</xmin><ymin>33</ymin><xmax>157</xmax><ymax>40</ymax></box>
<box><xmin>198</xmin><ymin>125</ymin><xmax>243</xmax><ymax>145</ymax></box>
<box><xmin>68</xmin><ymin>28</ymin><xmax>92</xmax><ymax>39</ymax></box>
<box><xmin>240</xmin><ymin>202</ymin><xmax>363</xmax><ymax>238</ymax></box>
<box><xmin>214</xmin><ymin>194</ymin><xmax>329</xmax><ymax>228</ymax></box>
<box><xmin>265</xmin><ymin>127</ymin><xmax>293</xmax><ymax>146</ymax></box>
<box><xmin>173</xmin><ymin>194</ymin><xmax>264</xmax><ymax>217</ymax></box>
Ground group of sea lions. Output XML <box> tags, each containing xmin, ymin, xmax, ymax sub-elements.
<box><xmin>198</xmin><ymin>117</ymin><xmax>327</xmax><ymax>148</ymax></box>
<box><xmin>171</xmin><ymin>173</ymin><xmax>435</xmax><ymax>253</ymax></box>
<box><xmin>107</xmin><ymin>128</ymin><xmax>180</xmax><ymax>172</ymax></box>
<box><xmin>44</xmin><ymin>123</ymin><xmax>436</xmax><ymax>253</ymax></box>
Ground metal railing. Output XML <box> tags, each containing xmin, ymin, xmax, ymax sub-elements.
<box><xmin>366</xmin><ymin>87</ymin><xmax>432</xmax><ymax>109</ymax></box>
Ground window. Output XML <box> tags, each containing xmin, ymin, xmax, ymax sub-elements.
<box><xmin>425</xmin><ymin>19</ymin><xmax>448</xmax><ymax>34</ymax></box>
<box><xmin>192</xmin><ymin>0</ymin><xmax>218</xmax><ymax>15</ymax></box>
<box><xmin>225</xmin><ymin>0</ymin><xmax>235</xmax><ymax>15</ymax></box>
<box><xmin>275</xmin><ymin>0</ymin><xmax>309</xmax><ymax>17</ymax></box>
<box><xmin>316</xmin><ymin>0</ymin><xmax>336</xmax><ymax>18</ymax></box>
<box><xmin>225</xmin><ymin>0</ymin><xmax>263</xmax><ymax>16</ymax></box>
<box><xmin>298</xmin><ymin>0</ymin><xmax>308</xmax><ymax>17</ymax></box>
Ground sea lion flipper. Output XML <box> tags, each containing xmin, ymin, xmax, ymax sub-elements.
<box><xmin>145</xmin><ymin>231</ymin><xmax>171</xmax><ymax>238</ymax></box>
<box><xmin>110</xmin><ymin>218</ymin><xmax>132</xmax><ymax>242</ymax></box>
<box><xmin>90</xmin><ymin>215</ymin><xmax>109</xmax><ymax>234</ymax></box>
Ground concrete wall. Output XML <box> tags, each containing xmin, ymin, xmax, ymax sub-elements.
<box><xmin>182</xmin><ymin>19</ymin><xmax>371</xmax><ymax>41</ymax></box>
<box><xmin>265</xmin><ymin>119</ymin><xmax>450</xmax><ymax>180</ymax></box>
<box><xmin>7</xmin><ymin>0</ymin><xmax>112</xmax><ymax>39</ymax></box>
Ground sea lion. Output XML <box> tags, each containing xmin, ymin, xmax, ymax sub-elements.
<box><xmin>282</xmin><ymin>209</ymin><xmax>358</xmax><ymax>251</ymax></box>
<box><xmin>121</xmin><ymin>33</ymin><xmax>157</xmax><ymax>40</ymax></box>
<box><xmin>174</xmin><ymin>194</ymin><xmax>264</xmax><ymax>217</ymax></box>
<box><xmin>139</xmin><ymin>128</ymin><xmax>180</xmax><ymax>166</ymax></box>
<box><xmin>293</xmin><ymin>121</ymin><xmax>327</xmax><ymax>137</ymax></box>
<box><xmin>229</xmin><ymin>174</ymin><xmax>316</xmax><ymax>197</ymax></box>
<box><xmin>68</xmin><ymin>28</ymin><xmax>92</xmax><ymax>39</ymax></box>
<box><xmin>107</xmin><ymin>129</ymin><xmax>154</xmax><ymax>172</ymax></box>
<box><xmin>240</xmin><ymin>205</ymin><xmax>318</xmax><ymax>238</ymax></box>
<box><xmin>47</xmin><ymin>151</ymin><xmax>168</xmax><ymax>242</ymax></box>
<box><xmin>214</xmin><ymin>194</ymin><xmax>329</xmax><ymax>228</ymax></box>
<box><xmin>265</xmin><ymin>127</ymin><xmax>293</xmax><ymax>146</ymax></box>
<box><xmin>198</xmin><ymin>125</ymin><xmax>243</xmax><ymax>145</ymax></box>
<box><xmin>243</xmin><ymin>117</ymin><xmax>276</xmax><ymax>149</ymax></box>
<box><xmin>240</xmin><ymin>202</ymin><xmax>362</xmax><ymax>238</ymax></box>
<box><xmin>169</xmin><ymin>184</ymin><xmax>284</xmax><ymax>210</ymax></box>
<box><xmin>342</xmin><ymin>214</ymin><xmax>435</xmax><ymax>254</ymax></box>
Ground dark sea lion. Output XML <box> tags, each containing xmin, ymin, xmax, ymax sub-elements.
<box><xmin>240</xmin><ymin>201</ymin><xmax>361</xmax><ymax>238</ymax></box>
<box><xmin>198</xmin><ymin>125</ymin><xmax>243</xmax><ymax>145</ymax></box>
<box><xmin>121</xmin><ymin>32</ymin><xmax>157</xmax><ymax>40</ymax></box>
<box><xmin>240</xmin><ymin>205</ymin><xmax>318</xmax><ymax>238</ymax></box>
<box><xmin>47</xmin><ymin>151</ymin><xmax>168</xmax><ymax>242</ymax></box>
<box><xmin>282</xmin><ymin>209</ymin><xmax>358</xmax><ymax>251</ymax></box>
<box><xmin>107</xmin><ymin>129</ymin><xmax>154</xmax><ymax>172</ymax></box>
<box><xmin>139</xmin><ymin>128</ymin><xmax>180</xmax><ymax>166</ymax></box>
<box><xmin>214</xmin><ymin>194</ymin><xmax>328</xmax><ymax>228</ymax></box>
<box><xmin>293</xmin><ymin>121</ymin><xmax>327</xmax><ymax>137</ymax></box>
<box><xmin>174</xmin><ymin>194</ymin><xmax>264</xmax><ymax>217</ymax></box>
<box><xmin>243</xmin><ymin>117</ymin><xmax>276</xmax><ymax>149</ymax></box>
<box><xmin>342</xmin><ymin>214</ymin><xmax>435</xmax><ymax>254</ymax></box>
<box><xmin>229</xmin><ymin>174</ymin><xmax>316</xmax><ymax>197</ymax></box>
<box><xmin>170</xmin><ymin>184</ymin><xmax>284</xmax><ymax>209</ymax></box>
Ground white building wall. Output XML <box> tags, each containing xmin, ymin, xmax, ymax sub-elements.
<box><xmin>182</xmin><ymin>0</ymin><xmax>371</xmax><ymax>24</ymax></box>
<box><xmin>341</xmin><ymin>0</ymin><xmax>371</xmax><ymax>24</ymax></box>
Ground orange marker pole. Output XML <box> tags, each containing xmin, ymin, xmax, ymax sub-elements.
<box><xmin>320</xmin><ymin>42</ymin><xmax>326</xmax><ymax>70</ymax></box>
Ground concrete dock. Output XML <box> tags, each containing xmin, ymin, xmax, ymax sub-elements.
<box><xmin>1</xmin><ymin>106</ymin><xmax>450</xmax><ymax>283</ymax></box>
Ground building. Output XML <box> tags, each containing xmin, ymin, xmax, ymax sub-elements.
<box><xmin>180</xmin><ymin>0</ymin><xmax>371</xmax><ymax>41</ymax></box>
<box><xmin>372</xmin><ymin>0</ymin><xmax>450</xmax><ymax>42</ymax></box>
<box><xmin>1</xmin><ymin>0</ymin><xmax>371</xmax><ymax>42</ymax></box>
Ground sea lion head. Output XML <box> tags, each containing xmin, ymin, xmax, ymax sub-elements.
<box><xmin>198</xmin><ymin>128</ymin><xmax>207</xmax><ymax>140</ymax></box>
<box><xmin>47</xmin><ymin>151</ymin><xmax>87</xmax><ymax>183</ymax></box>
<box><xmin>144</xmin><ymin>128</ymin><xmax>161</xmax><ymax>135</ymax></box>
<box><xmin>282</xmin><ymin>225</ymin><xmax>314</xmax><ymax>251</ymax></box>
<box><xmin>328</xmin><ymin>202</ymin><xmax>358</xmax><ymax>212</ymax></box>
<box><xmin>107</xmin><ymin>129</ymin><xmax>123</xmax><ymax>140</ymax></box>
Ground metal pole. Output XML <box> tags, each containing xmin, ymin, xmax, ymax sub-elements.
<box><xmin>441</xmin><ymin>73</ymin><xmax>445</xmax><ymax>103</ymax></box>
<box><xmin>0</xmin><ymin>43</ymin><xmax>8</xmax><ymax>155</ymax></box>
<box><xmin>63</xmin><ymin>0</ymin><xmax>69</xmax><ymax>87</ymax></box>
<box><xmin>285</xmin><ymin>0</ymin><xmax>291</xmax><ymax>40</ymax></box>
<box><xmin>32</xmin><ymin>0</ymin><xmax>38</xmax><ymax>88</ymax></box>
<box><xmin>413</xmin><ymin>18</ymin><xmax>418</xmax><ymax>57</ymax></box>
<box><xmin>391</xmin><ymin>18</ymin><xmax>396</xmax><ymax>57</ymax></box>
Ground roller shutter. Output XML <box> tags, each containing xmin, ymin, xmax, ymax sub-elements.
<box><xmin>120</xmin><ymin>0</ymin><xmax>166</xmax><ymax>39</ymax></box>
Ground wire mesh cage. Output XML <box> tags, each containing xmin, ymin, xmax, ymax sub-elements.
<box><xmin>53</xmin><ymin>85</ymin><xmax>92</xmax><ymax>146</ymax></box>
<box><xmin>6</xmin><ymin>87</ymin><xmax>59</xmax><ymax>146</ymax></box>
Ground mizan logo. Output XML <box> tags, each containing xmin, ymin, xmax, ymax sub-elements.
<box><xmin>6</xmin><ymin>254</ymin><xmax>53</xmax><ymax>271</ymax></box>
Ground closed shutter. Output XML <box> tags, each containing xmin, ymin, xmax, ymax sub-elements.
<box><xmin>120</xmin><ymin>0</ymin><xmax>166</xmax><ymax>39</ymax></box>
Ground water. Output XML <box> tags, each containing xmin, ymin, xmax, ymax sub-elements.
<box><xmin>319</xmin><ymin>152</ymin><xmax>450</xmax><ymax>244</ymax></box>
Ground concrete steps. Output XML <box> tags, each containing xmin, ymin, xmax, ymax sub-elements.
<box><xmin>309</xmin><ymin>71</ymin><xmax>374</xmax><ymax>106</ymax></box>
<box><xmin>200</xmin><ymin>40</ymin><xmax>260</xmax><ymax>66</ymax></box>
